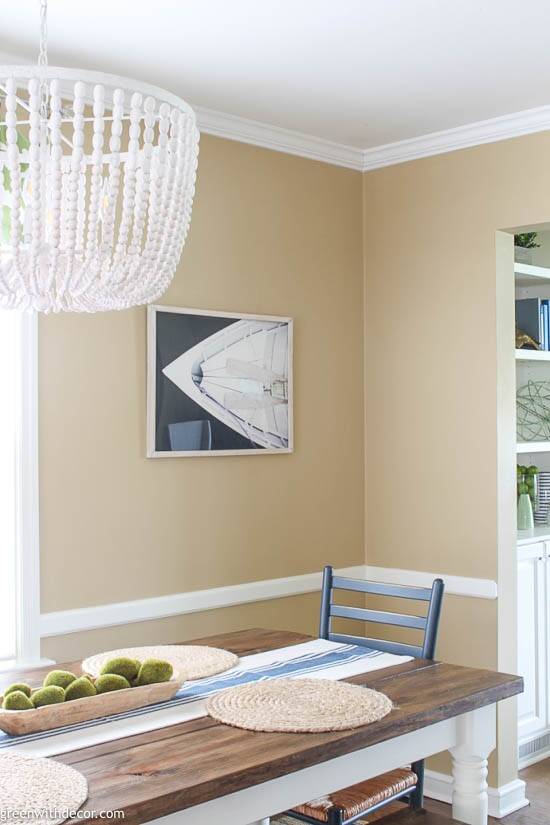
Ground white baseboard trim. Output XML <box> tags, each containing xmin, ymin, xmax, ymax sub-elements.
<box><xmin>40</xmin><ymin>564</ymin><xmax>497</xmax><ymax>638</ymax></box>
<box><xmin>424</xmin><ymin>770</ymin><xmax>529</xmax><ymax>819</ymax></box>
<box><xmin>518</xmin><ymin>728</ymin><xmax>550</xmax><ymax>769</ymax></box>
<box><xmin>519</xmin><ymin>748</ymin><xmax>550</xmax><ymax>770</ymax></box>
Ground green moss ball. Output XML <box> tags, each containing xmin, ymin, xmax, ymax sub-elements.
<box><xmin>3</xmin><ymin>690</ymin><xmax>34</xmax><ymax>710</ymax></box>
<box><xmin>43</xmin><ymin>670</ymin><xmax>77</xmax><ymax>689</ymax></box>
<box><xmin>65</xmin><ymin>677</ymin><xmax>97</xmax><ymax>701</ymax></box>
<box><xmin>3</xmin><ymin>682</ymin><xmax>32</xmax><ymax>699</ymax></box>
<box><xmin>95</xmin><ymin>674</ymin><xmax>131</xmax><ymax>694</ymax></box>
<box><xmin>136</xmin><ymin>659</ymin><xmax>173</xmax><ymax>686</ymax></box>
<box><xmin>100</xmin><ymin>657</ymin><xmax>141</xmax><ymax>682</ymax></box>
<box><xmin>31</xmin><ymin>686</ymin><xmax>65</xmax><ymax>708</ymax></box>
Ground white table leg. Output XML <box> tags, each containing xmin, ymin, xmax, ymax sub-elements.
<box><xmin>248</xmin><ymin>820</ymin><xmax>269</xmax><ymax>825</ymax></box>
<box><xmin>450</xmin><ymin>705</ymin><xmax>496</xmax><ymax>825</ymax></box>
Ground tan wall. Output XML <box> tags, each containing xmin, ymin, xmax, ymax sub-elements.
<box><xmin>41</xmin><ymin>593</ymin><xmax>321</xmax><ymax>662</ymax></box>
<box><xmin>39</xmin><ymin>134</ymin><xmax>365</xmax><ymax>660</ymax></box>
<box><xmin>39</xmin><ymin>128</ymin><xmax>542</xmax><ymax>789</ymax></box>
<box><xmin>362</xmin><ymin>131</ymin><xmax>550</xmax><ymax>785</ymax></box>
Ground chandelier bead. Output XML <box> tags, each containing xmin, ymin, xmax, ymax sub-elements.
<box><xmin>0</xmin><ymin>65</ymin><xmax>199</xmax><ymax>311</ymax></box>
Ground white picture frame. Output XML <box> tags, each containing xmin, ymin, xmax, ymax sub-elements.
<box><xmin>147</xmin><ymin>305</ymin><xmax>294</xmax><ymax>457</ymax></box>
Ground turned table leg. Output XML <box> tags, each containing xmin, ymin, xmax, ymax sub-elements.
<box><xmin>450</xmin><ymin>705</ymin><xmax>496</xmax><ymax>825</ymax></box>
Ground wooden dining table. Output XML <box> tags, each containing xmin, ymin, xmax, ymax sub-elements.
<box><xmin>2</xmin><ymin>628</ymin><xmax>522</xmax><ymax>825</ymax></box>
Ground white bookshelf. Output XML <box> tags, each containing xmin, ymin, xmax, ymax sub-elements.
<box><xmin>515</xmin><ymin>349</ymin><xmax>550</xmax><ymax>362</ymax></box>
<box><xmin>518</xmin><ymin>525</ymin><xmax>550</xmax><ymax>545</ymax></box>
<box><xmin>515</xmin><ymin>262</ymin><xmax>550</xmax><ymax>286</ymax></box>
<box><xmin>515</xmin><ymin>261</ymin><xmax>550</xmax><ymax>454</ymax></box>
<box><xmin>517</xmin><ymin>441</ymin><xmax>550</xmax><ymax>454</ymax></box>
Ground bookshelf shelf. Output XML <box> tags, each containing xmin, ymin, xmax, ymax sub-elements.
<box><xmin>517</xmin><ymin>441</ymin><xmax>550</xmax><ymax>454</ymax></box>
<box><xmin>515</xmin><ymin>349</ymin><xmax>550</xmax><ymax>362</ymax></box>
<box><xmin>515</xmin><ymin>262</ymin><xmax>550</xmax><ymax>286</ymax></box>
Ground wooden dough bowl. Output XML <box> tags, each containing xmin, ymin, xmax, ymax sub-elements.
<box><xmin>0</xmin><ymin>679</ymin><xmax>180</xmax><ymax>736</ymax></box>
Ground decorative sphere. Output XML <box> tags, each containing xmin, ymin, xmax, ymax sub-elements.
<box><xmin>3</xmin><ymin>691</ymin><xmax>34</xmax><ymax>711</ymax></box>
<box><xmin>43</xmin><ymin>670</ymin><xmax>78</xmax><ymax>690</ymax></box>
<box><xmin>136</xmin><ymin>659</ymin><xmax>174</xmax><ymax>686</ymax></box>
<box><xmin>31</xmin><ymin>686</ymin><xmax>65</xmax><ymax>707</ymax></box>
<box><xmin>65</xmin><ymin>677</ymin><xmax>97</xmax><ymax>701</ymax></box>
<box><xmin>100</xmin><ymin>657</ymin><xmax>141</xmax><ymax>682</ymax></box>
<box><xmin>95</xmin><ymin>674</ymin><xmax>131</xmax><ymax>694</ymax></box>
<box><xmin>3</xmin><ymin>682</ymin><xmax>32</xmax><ymax>699</ymax></box>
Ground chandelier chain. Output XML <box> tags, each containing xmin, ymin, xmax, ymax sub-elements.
<box><xmin>38</xmin><ymin>0</ymin><xmax>48</xmax><ymax>121</ymax></box>
<box><xmin>38</xmin><ymin>0</ymin><xmax>48</xmax><ymax>68</ymax></box>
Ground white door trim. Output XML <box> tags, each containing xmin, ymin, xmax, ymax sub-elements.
<box><xmin>14</xmin><ymin>311</ymin><xmax>42</xmax><ymax>666</ymax></box>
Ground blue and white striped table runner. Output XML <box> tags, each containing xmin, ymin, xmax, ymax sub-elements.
<box><xmin>0</xmin><ymin>639</ymin><xmax>411</xmax><ymax>757</ymax></box>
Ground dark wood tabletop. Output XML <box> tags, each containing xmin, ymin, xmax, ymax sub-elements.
<box><xmin>1</xmin><ymin>628</ymin><xmax>523</xmax><ymax>824</ymax></box>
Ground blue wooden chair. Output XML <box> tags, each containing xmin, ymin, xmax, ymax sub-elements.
<box><xmin>284</xmin><ymin>565</ymin><xmax>445</xmax><ymax>825</ymax></box>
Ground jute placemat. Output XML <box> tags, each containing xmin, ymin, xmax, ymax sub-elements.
<box><xmin>83</xmin><ymin>644</ymin><xmax>238</xmax><ymax>682</ymax></box>
<box><xmin>206</xmin><ymin>678</ymin><xmax>393</xmax><ymax>732</ymax></box>
<box><xmin>0</xmin><ymin>752</ymin><xmax>88</xmax><ymax>825</ymax></box>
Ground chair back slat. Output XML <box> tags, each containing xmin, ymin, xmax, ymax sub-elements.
<box><xmin>320</xmin><ymin>566</ymin><xmax>444</xmax><ymax>660</ymax></box>
<box><xmin>332</xmin><ymin>575</ymin><xmax>433</xmax><ymax>601</ymax></box>
<box><xmin>330</xmin><ymin>604</ymin><xmax>427</xmax><ymax>630</ymax></box>
<box><xmin>329</xmin><ymin>632</ymin><xmax>424</xmax><ymax>659</ymax></box>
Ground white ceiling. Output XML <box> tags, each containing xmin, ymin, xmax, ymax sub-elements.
<box><xmin>2</xmin><ymin>0</ymin><xmax>550</xmax><ymax>152</ymax></box>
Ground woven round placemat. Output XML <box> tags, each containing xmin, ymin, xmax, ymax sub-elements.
<box><xmin>83</xmin><ymin>644</ymin><xmax>238</xmax><ymax>682</ymax></box>
<box><xmin>206</xmin><ymin>678</ymin><xmax>393</xmax><ymax>733</ymax></box>
<box><xmin>0</xmin><ymin>753</ymin><xmax>88</xmax><ymax>825</ymax></box>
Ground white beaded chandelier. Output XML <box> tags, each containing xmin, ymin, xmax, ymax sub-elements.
<box><xmin>0</xmin><ymin>1</ymin><xmax>199</xmax><ymax>312</ymax></box>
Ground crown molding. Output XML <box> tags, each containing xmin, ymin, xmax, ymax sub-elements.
<box><xmin>197</xmin><ymin>102</ymin><xmax>550</xmax><ymax>172</ymax></box>
<box><xmin>194</xmin><ymin>105</ymin><xmax>364</xmax><ymax>171</ymax></box>
<box><xmin>2</xmin><ymin>48</ymin><xmax>550</xmax><ymax>171</ymax></box>
<box><xmin>361</xmin><ymin>103</ymin><xmax>550</xmax><ymax>170</ymax></box>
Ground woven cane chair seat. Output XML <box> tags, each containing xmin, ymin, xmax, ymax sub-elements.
<box><xmin>290</xmin><ymin>768</ymin><xmax>417</xmax><ymax>822</ymax></box>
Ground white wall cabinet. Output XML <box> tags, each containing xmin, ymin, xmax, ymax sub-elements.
<box><xmin>517</xmin><ymin>535</ymin><xmax>550</xmax><ymax>765</ymax></box>
<box><xmin>517</xmin><ymin>543</ymin><xmax>547</xmax><ymax>739</ymax></box>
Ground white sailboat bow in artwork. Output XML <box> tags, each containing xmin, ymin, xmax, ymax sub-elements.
<box><xmin>162</xmin><ymin>319</ymin><xmax>291</xmax><ymax>450</ymax></box>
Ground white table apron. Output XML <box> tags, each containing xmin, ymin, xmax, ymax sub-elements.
<box><xmin>149</xmin><ymin>704</ymin><xmax>496</xmax><ymax>825</ymax></box>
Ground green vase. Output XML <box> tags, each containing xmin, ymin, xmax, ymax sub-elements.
<box><xmin>518</xmin><ymin>492</ymin><xmax>534</xmax><ymax>530</ymax></box>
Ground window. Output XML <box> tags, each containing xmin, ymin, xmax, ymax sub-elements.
<box><xmin>0</xmin><ymin>311</ymin><xmax>40</xmax><ymax>666</ymax></box>
<box><xmin>0</xmin><ymin>312</ymin><xmax>18</xmax><ymax>661</ymax></box>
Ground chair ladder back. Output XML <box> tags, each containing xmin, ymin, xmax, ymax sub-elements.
<box><xmin>421</xmin><ymin>576</ymin><xmax>444</xmax><ymax>659</ymax></box>
<box><xmin>319</xmin><ymin>565</ymin><xmax>444</xmax><ymax>660</ymax></box>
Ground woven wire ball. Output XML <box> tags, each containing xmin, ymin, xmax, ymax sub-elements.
<box><xmin>517</xmin><ymin>380</ymin><xmax>550</xmax><ymax>441</ymax></box>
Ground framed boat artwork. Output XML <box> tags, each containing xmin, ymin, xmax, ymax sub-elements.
<box><xmin>147</xmin><ymin>305</ymin><xmax>294</xmax><ymax>456</ymax></box>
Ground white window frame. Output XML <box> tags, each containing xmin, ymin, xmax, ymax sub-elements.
<box><xmin>6</xmin><ymin>311</ymin><xmax>42</xmax><ymax>667</ymax></box>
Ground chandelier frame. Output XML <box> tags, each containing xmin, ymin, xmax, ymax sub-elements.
<box><xmin>0</xmin><ymin>64</ymin><xmax>200</xmax><ymax>312</ymax></box>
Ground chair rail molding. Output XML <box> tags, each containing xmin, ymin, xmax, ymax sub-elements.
<box><xmin>364</xmin><ymin>565</ymin><xmax>498</xmax><ymax>600</ymax></box>
<box><xmin>40</xmin><ymin>565</ymin><xmax>498</xmax><ymax>638</ymax></box>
